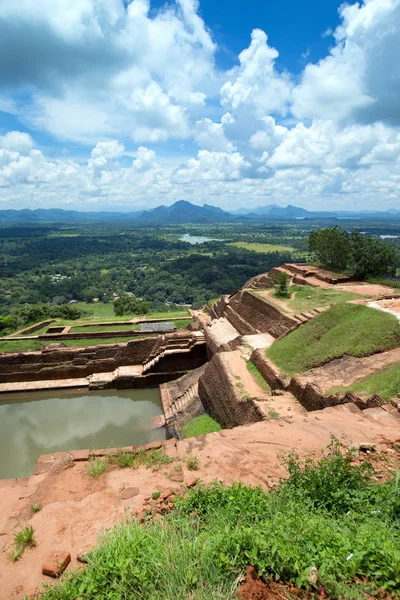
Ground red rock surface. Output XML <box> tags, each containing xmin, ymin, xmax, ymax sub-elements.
<box><xmin>1</xmin><ymin>403</ymin><xmax>399</xmax><ymax>599</ymax></box>
<box><xmin>42</xmin><ymin>551</ymin><xmax>71</xmax><ymax>578</ymax></box>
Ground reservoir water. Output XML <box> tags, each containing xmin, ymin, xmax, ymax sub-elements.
<box><xmin>0</xmin><ymin>388</ymin><xmax>165</xmax><ymax>479</ymax></box>
<box><xmin>180</xmin><ymin>233</ymin><xmax>221</xmax><ymax>244</ymax></box>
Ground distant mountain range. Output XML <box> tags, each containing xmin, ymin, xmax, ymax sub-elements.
<box><xmin>1</xmin><ymin>201</ymin><xmax>400</xmax><ymax>223</ymax></box>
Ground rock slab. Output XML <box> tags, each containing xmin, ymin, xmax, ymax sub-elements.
<box><xmin>42</xmin><ymin>551</ymin><xmax>71</xmax><ymax>578</ymax></box>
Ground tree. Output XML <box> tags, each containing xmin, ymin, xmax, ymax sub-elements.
<box><xmin>308</xmin><ymin>227</ymin><xmax>351</xmax><ymax>271</ymax></box>
<box><xmin>114</xmin><ymin>295</ymin><xmax>149</xmax><ymax>316</ymax></box>
<box><xmin>308</xmin><ymin>227</ymin><xmax>398</xmax><ymax>278</ymax></box>
<box><xmin>350</xmin><ymin>232</ymin><xmax>397</xmax><ymax>278</ymax></box>
<box><xmin>274</xmin><ymin>271</ymin><xmax>290</xmax><ymax>297</ymax></box>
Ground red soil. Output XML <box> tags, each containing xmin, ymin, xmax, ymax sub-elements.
<box><xmin>1</xmin><ymin>405</ymin><xmax>400</xmax><ymax>599</ymax></box>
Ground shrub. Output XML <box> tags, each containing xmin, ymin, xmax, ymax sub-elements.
<box><xmin>30</xmin><ymin>503</ymin><xmax>42</xmax><ymax>513</ymax></box>
<box><xmin>274</xmin><ymin>271</ymin><xmax>290</xmax><ymax>297</ymax></box>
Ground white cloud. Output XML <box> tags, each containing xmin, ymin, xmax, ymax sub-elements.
<box><xmin>0</xmin><ymin>0</ymin><xmax>215</xmax><ymax>144</ymax></box>
<box><xmin>1</xmin><ymin>0</ymin><xmax>400</xmax><ymax>211</ymax></box>
<box><xmin>292</xmin><ymin>0</ymin><xmax>400</xmax><ymax>125</ymax></box>
<box><xmin>221</xmin><ymin>29</ymin><xmax>292</xmax><ymax>116</ymax></box>
<box><xmin>0</xmin><ymin>131</ymin><xmax>34</xmax><ymax>153</ymax></box>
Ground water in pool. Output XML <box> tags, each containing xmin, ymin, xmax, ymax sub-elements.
<box><xmin>0</xmin><ymin>387</ymin><xmax>165</xmax><ymax>479</ymax></box>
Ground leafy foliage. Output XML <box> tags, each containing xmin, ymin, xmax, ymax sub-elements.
<box><xmin>114</xmin><ymin>295</ymin><xmax>149</xmax><ymax>316</ymax></box>
<box><xmin>38</xmin><ymin>441</ymin><xmax>400</xmax><ymax>599</ymax></box>
<box><xmin>308</xmin><ymin>227</ymin><xmax>398</xmax><ymax>277</ymax></box>
<box><xmin>273</xmin><ymin>271</ymin><xmax>290</xmax><ymax>297</ymax></box>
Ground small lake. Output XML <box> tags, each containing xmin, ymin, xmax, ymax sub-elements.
<box><xmin>180</xmin><ymin>234</ymin><xmax>221</xmax><ymax>245</ymax></box>
<box><xmin>0</xmin><ymin>388</ymin><xmax>164</xmax><ymax>479</ymax></box>
<box><xmin>380</xmin><ymin>235</ymin><xmax>399</xmax><ymax>239</ymax></box>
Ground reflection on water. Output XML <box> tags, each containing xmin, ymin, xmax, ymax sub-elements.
<box><xmin>180</xmin><ymin>233</ymin><xmax>221</xmax><ymax>244</ymax></box>
<box><xmin>0</xmin><ymin>388</ymin><xmax>164</xmax><ymax>479</ymax></box>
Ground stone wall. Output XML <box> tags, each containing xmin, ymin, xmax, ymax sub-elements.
<box><xmin>0</xmin><ymin>334</ymin><xmax>206</xmax><ymax>383</ymax></box>
<box><xmin>228</xmin><ymin>291</ymin><xmax>298</xmax><ymax>338</ymax></box>
<box><xmin>251</xmin><ymin>349</ymin><xmax>289</xmax><ymax>389</ymax></box>
<box><xmin>198</xmin><ymin>352</ymin><xmax>266</xmax><ymax>428</ymax></box>
<box><xmin>289</xmin><ymin>376</ymin><xmax>385</xmax><ymax>412</ymax></box>
<box><xmin>9</xmin><ymin>320</ymin><xmax>55</xmax><ymax>336</ymax></box>
<box><xmin>242</xmin><ymin>273</ymin><xmax>275</xmax><ymax>290</ymax></box>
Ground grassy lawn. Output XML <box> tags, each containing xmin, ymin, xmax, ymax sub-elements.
<box><xmin>266</xmin><ymin>303</ymin><xmax>400</xmax><ymax>376</ymax></box>
<box><xmin>37</xmin><ymin>442</ymin><xmax>400</xmax><ymax>600</ymax></box>
<box><xmin>246</xmin><ymin>360</ymin><xmax>270</xmax><ymax>392</ymax></box>
<box><xmin>328</xmin><ymin>363</ymin><xmax>400</xmax><ymax>401</ymax></box>
<box><xmin>173</xmin><ymin>318</ymin><xmax>193</xmax><ymax>329</ymax></box>
<box><xmin>70</xmin><ymin>319</ymin><xmax>192</xmax><ymax>333</ymax></box>
<box><xmin>70</xmin><ymin>303</ymin><xmax>190</xmax><ymax>321</ymax></box>
<box><xmin>229</xmin><ymin>241</ymin><xmax>294</xmax><ymax>253</ymax></box>
<box><xmin>272</xmin><ymin>285</ymin><xmax>362</xmax><ymax>313</ymax></box>
<box><xmin>0</xmin><ymin>337</ymin><xmax>144</xmax><ymax>353</ymax></box>
<box><xmin>181</xmin><ymin>414</ymin><xmax>222</xmax><ymax>438</ymax></box>
<box><xmin>11</xmin><ymin>308</ymin><xmax>192</xmax><ymax>335</ymax></box>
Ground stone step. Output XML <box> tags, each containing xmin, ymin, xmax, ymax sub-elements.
<box><xmin>301</xmin><ymin>311</ymin><xmax>315</xmax><ymax>320</ymax></box>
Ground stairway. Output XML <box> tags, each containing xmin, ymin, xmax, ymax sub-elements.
<box><xmin>292</xmin><ymin>306</ymin><xmax>328</xmax><ymax>325</ymax></box>
<box><xmin>142</xmin><ymin>332</ymin><xmax>205</xmax><ymax>374</ymax></box>
<box><xmin>164</xmin><ymin>382</ymin><xmax>199</xmax><ymax>420</ymax></box>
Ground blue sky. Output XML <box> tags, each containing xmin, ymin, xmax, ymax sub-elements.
<box><xmin>0</xmin><ymin>0</ymin><xmax>400</xmax><ymax>212</ymax></box>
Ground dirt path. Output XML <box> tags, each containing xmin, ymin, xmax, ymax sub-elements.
<box><xmin>302</xmin><ymin>347</ymin><xmax>400</xmax><ymax>391</ymax></box>
<box><xmin>251</xmin><ymin>290</ymin><xmax>293</xmax><ymax>314</ymax></box>
<box><xmin>1</xmin><ymin>404</ymin><xmax>399</xmax><ymax>600</ymax></box>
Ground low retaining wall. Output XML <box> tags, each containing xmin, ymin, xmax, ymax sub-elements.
<box><xmin>38</xmin><ymin>330</ymin><xmax>158</xmax><ymax>341</ymax></box>
<box><xmin>198</xmin><ymin>352</ymin><xmax>266</xmax><ymax>428</ymax></box>
<box><xmin>9</xmin><ymin>320</ymin><xmax>55</xmax><ymax>337</ymax></box>
<box><xmin>289</xmin><ymin>376</ymin><xmax>385</xmax><ymax>412</ymax></box>
<box><xmin>251</xmin><ymin>349</ymin><xmax>289</xmax><ymax>389</ymax></box>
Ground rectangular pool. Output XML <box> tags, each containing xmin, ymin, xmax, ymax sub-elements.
<box><xmin>0</xmin><ymin>387</ymin><xmax>165</xmax><ymax>479</ymax></box>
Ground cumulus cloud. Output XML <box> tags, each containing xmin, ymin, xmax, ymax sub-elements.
<box><xmin>0</xmin><ymin>0</ymin><xmax>215</xmax><ymax>144</ymax></box>
<box><xmin>221</xmin><ymin>29</ymin><xmax>292</xmax><ymax>116</ymax></box>
<box><xmin>1</xmin><ymin>0</ymin><xmax>400</xmax><ymax>211</ymax></box>
<box><xmin>292</xmin><ymin>0</ymin><xmax>400</xmax><ymax>125</ymax></box>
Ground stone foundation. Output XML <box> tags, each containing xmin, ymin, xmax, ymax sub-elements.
<box><xmin>0</xmin><ymin>333</ymin><xmax>207</xmax><ymax>383</ymax></box>
<box><xmin>198</xmin><ymin>352</ymin><xmax>267</xmax><ymax>428</ymax></box>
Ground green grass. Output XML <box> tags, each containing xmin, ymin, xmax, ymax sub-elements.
<box><xmin>182</xmin><ymin>414</ymin><xmax>222</xmax><ymax>439</ymax></box>
<box><xmin>367</xmin><ymin>277</ymin><xmax>400</xmax><ymax>290</ymax></box>
<box><xmin>109</xmin><ymin>448</ymin><xmax>172</xmax><ymax>470</ymax></box>
<box><xmin>9</xmin><ymin>525</ymin><xmax>36</xmax><ymax>562</ymax></box>
<box><xmin>272</xmin><ymin>285</ymin><xmax>362</xmax><ymax>313</ymax></box>
<box><xmin>266</xmin><ymin>303</ymin><xmax>400</xmax><ymax>376</ymax></box>
<box><xmin>63</xmin><ymin>303</ymin><xmax>190</xmax><ymax>321</ymax></box>
<box><xmin>36</xmin><ymin>440</ymin><xmax>400</xmax><ymax>599</ymax></box>
<box><xmin>246</xmin><ymin>360</ymin><xmax>270</xmax><ymax>392</ymax></box>
<box><xmin>88</xmin><ymin>458</ymin><xmax>108</xmax><ymax>478</ymax></box>
<box><xmin>172</xmin><ymin>318</ymin><xmax>193</xmax><ymax>329</ymax></box>
<box><xmin>30</xmin><ymin>503</ymin><xmax>42</xmax><ymax>513</ymax></box>
<box><xmin>328</xmin><ymin>363</ymin><xmax>400</xmax><ymax>401</ymax></box>
<box><xmin>186</xmin><ymin>455</ymin><xmax>199</xmax><ymax>471</ymax></box>
<box><xmin>229</xmin><ymin>241</ymin><xmax>294</xmax><ymax>253</ymax></box>
<box><xmin>0</xmin><ymin>336</ymin><xmax>147</xmax><ymax>353</ymax></box>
